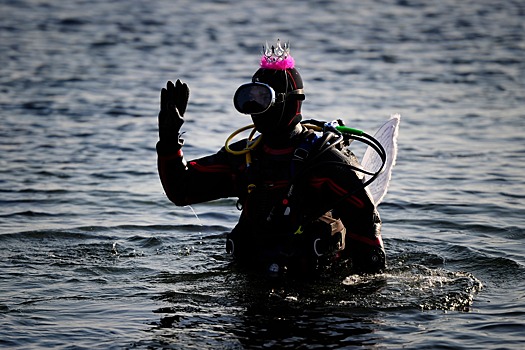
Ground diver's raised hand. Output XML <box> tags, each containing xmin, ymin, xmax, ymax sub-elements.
<box><xmin>158</xmin><ymin>80</ymin><xmax>190</xmax><ymax>149</ymax></box>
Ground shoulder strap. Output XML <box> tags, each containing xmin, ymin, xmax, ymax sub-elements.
<box><xmin>291</xmin><ymin>130</ymin><xmax>319</xmax><ymax>178</ymax></box>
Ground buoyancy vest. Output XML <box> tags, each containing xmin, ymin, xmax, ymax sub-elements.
<box><xmin>227</xmin><ymin>129</ymin><xmax>347</xmax><ymax>271</ymax></box>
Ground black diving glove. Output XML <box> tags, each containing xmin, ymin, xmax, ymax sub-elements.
<box><xmin>352</xmin><ymin>245</ymin><xmax>386</xmax><ymax>273</ymax></box>
<box><xmin>158</xmin><ymin>79</ymin><xmax>190</xmax><ymax>151</ymax></box>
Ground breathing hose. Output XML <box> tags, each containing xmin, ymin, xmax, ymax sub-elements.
<box><xmin>224</xmin><ymin>121</ymin><xmax>387</xmax><ymax>184</ymax></box>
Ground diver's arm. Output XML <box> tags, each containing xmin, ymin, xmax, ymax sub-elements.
<box><xmin>157</xmin><ymin>147</ymin><xmax>240</xmax><ymax>206</ymax></box>
<box><xmin>157</xmin><ymin>139</ymin><xmax>242</xmax><ymax>206</ymax></box>
<box><xmin>339</xmin><ymin>199</ymin><xmax>385</xmax><ymax>273</ymax></box>
<box><xmin>156</xmin><ymin>79</ymin><xmax>190</xmax><ymax>205</ymax></box>
<box><xmin>313</xmin><ymin>150</ymin><xmax>386</xmax><ymax>273</ymax></box>
<box><xmin>156</xmin><ymin>80</ymin><xmax>240</xmax><ymax>205</ymax></box>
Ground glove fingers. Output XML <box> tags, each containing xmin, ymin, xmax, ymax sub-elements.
<box><xmin>174</xmin><ymin>80</ymin><xmax>183</xmax><ymax>114</ymax></box>
<box><xmin>166</xmin><ymin>81</ymin><xmax>176</xmax><ymax>105</ymax></box>
<box><xmin>174</xmin><ymin>79</ymin><xmax>189</xmax><ymax>116</ymax></box>
<box><xmin>160</xmin><ymin>88</ymin><xmax>168</xmax><ymax>110</ymax></box>
<box><xmin>180</xmin><ymin>82</ymin><xmax>189</xmax><ymax>115</ymax></box>
<box><xmin>164</xmin><ymin>81</ymin><xmax>178</xmax><ymax>112</ymax></box>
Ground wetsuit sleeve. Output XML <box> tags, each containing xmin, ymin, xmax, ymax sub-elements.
<box><xmin>309</xmin><ymin>149</ymin><xmax>385</xmax><ymax>273</ymax></box>
<box><xmin>156</xmin><ymin>140</ymin><xmax>243</xmax><ymax>206</ymax></box>
<box><xmin>337</xmin><ymin>188</ymin><xmax>384</xmax><ymax>273</ymax></box>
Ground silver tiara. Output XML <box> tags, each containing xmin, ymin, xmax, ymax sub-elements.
<box><xmin>262</xmin><ymin>39</ymin><xmax>291</xmax><ymax>62</ymax></box>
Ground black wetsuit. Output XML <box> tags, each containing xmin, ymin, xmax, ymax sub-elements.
<box><xmin>157</xmin><ymin>125</ymin><xmax>385</xmax><ymax>274</ymax></box>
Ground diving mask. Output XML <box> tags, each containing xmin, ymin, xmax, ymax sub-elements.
<box><xmin>233</xmin><ymin>82</ymin><xmax>304</xmax><ymax>115</ymax></box>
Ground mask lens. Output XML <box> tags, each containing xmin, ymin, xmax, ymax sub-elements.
<box><xmin>233</xmin><ymin>83</ymin><xmax>275</xmax><ymax>114</ymax></box>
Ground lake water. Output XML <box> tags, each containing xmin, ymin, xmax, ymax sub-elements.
<box><xmin>1</xmin><ymin>0</ymin><xmax>524</xmax><ymax>348</ymax></box>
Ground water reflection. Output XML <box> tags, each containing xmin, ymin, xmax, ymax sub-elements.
<box><xmin>150</xmin><ymin>269</ymin><xmax>385</xmax><ymax>348</ymax></box>
<box><xmin>147</xmin><ymin>249</ymin><xmax>483</xmax><ymax>348</ymax></box>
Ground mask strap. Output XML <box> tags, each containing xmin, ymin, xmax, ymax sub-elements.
<box><xmin>275</xmin><ymin>89</ymin><xmax>305</xmax><ymax>103</ymax></box>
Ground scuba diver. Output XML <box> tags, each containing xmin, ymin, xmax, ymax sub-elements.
<box><xmin>156</xmin><ymin>40</ymin><xmax>386</xmax><ymax>276</ymax></box>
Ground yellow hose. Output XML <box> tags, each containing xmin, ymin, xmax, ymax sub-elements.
<box><xmin>225</xmin><ymin>123</ymin><xmax>322</xmax><ymax>155</ymax></box>
<box><xmin>224</xmin><ymin>124</ymin><xmax>262</xmax><ymax>156</ymax></box>
<box><xmin>224</xmin><ymin>123</ymin><xmax>321</xmax><ymax>190</ymax></box>
<box><xmin>224</xmin><ymin>123</ymin><xmax>322</xmax><ymax>167</ymax></box>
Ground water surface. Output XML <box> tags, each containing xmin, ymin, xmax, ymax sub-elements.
<box><xmin>1</xmin><ymin>0</ymin><xmax>524</xmax><ymax>348</ymax></box>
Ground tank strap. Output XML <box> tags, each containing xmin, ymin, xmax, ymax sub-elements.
<box><xmin>290</xmin><ymin>130</ymin><xmax>319</xmax><ymax>178</ymax></box>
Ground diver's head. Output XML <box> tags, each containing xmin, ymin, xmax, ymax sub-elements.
<box><xmin>233</xmin><ymin>40</ymin><xmax>305</xmax><ymax>137</ymax></box>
